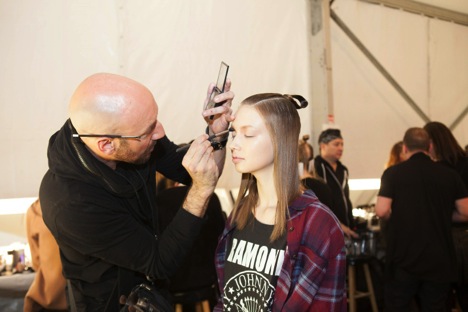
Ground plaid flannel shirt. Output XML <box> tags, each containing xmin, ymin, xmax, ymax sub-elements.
<box><xmin>214</xmin><ymin>190</ymin><xmax>347</xmax><ymax>311</ymax></box>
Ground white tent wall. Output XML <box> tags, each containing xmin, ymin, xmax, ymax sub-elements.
<box><xmin>332</xmin><ymin>0</ymin><xmax>468</xmax><ymax>178</ymax></box>
<box><xmin>0</xmin><ymin>0</ymin><xmax>467</xmax><ymax>200</ymax></box>
<box><xmin>0</xmin><ymin>0</ymin><xmax>313</xmax><ymax>198</ymax></box>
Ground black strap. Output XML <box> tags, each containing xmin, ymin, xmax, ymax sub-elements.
<box><xmin>67</xmin><ymin>279</ymin><xmax>78</xmax><ymax>312</ymax></box>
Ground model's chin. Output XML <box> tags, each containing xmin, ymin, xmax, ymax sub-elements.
<box><xmin>233</xmin><ymin>163</ymin><xmax>246</xmax><ymax>173</ymax></box>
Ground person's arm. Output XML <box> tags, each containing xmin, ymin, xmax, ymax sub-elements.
<box><xmin>154</xmin><ymin>136</ymin><xmax>192</xmax><ymax>186</ymax></box>
<box><xmin>453</xmin><ymin>197</ymin><xmax>468</xmax><ymax>222</ymax></box>
<box><xmin>181</xmin><ymin>134</ymin><xmax>219</xmax><ymax>217</ymax></box>
<box><xmin>375</xmin><ymin>196</ymin><xmax>392</xmax><ymax>220</ymax></box>
<box><xmin>340</xmin><ymin>223</ymin><xmax>359</xmax><ymax>238</ymax></box>
<box><xmin>48</xmin><ymin>133</ymin><xmax>219</xmax><ymax>281</ymax></box>
<box><xmin>279</xmin><ymin>206</ymin><xmax>347</xmax><ymax>311</ymax></box>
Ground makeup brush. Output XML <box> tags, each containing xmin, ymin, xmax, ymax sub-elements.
<box><xmin>176</xmin><ymin>129</ymin><xmax>231</xmax><ymax>153</ymax></box>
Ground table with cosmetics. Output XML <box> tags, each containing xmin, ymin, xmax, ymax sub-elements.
<box><xmin>0</xmin><ymin>244</ymin><xmax>34</xmax><ymax>312</ymax></box>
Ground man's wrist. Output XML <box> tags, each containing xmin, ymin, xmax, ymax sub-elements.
<box><xmin>206</xmin><ymin>125</ymin><xmax>229</xmax><ymax>150</ymax></box>
<box><xmin>183</xmin><ymin>185</ymin><xmax>214</xmax><ymax>217</ymax></box>
<box><xmin>211</xmin><ymin>137</ymin><xmax>228</xmax><ymax>150</ymax></box>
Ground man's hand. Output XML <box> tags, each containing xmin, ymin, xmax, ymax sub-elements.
<box><xmin>341</xmin><ymin>223</ymin><xmax>359</xmax><ymax>239</ymax></box>
<box><xmin>202</xmin><ymin>79</ymin><xmax>235</xmax><ymax>134</ymax></box>
<box><xmin>181</xmin><ymin>134</ymin><xmax>219</xmax><ymax>217</ymax></box>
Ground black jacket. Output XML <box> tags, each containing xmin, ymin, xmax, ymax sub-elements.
<box><xmin>40</xmin><ymin>119</ymin><xmax>204</xmax><ymax>311</ymax></box>
<box><xmin>313</xmin><ymin>155</ymin><xmax>354</xmax><ymax>228</ymax></box>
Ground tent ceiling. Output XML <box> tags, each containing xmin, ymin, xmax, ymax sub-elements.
<box><xmin>360</xmin><ymin>0</ymin><xmax>468</xmax><ymax>26</ymax></box>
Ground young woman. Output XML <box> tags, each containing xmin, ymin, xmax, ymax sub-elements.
<box><xmin>424</xmin><ymin>121</ymin><xmax>468</xmax><ymax>311</ymax></box>
<box><xmin>298</xmin><ymin>134</ymin><xmax>333</xmax><ymax>209</ymax></box>
<box><xmin>385</xmin><ymin>141</ymin><xmax>406</xmax><ymax>169</ymax></box>
<box><xmin>214</xmin><ymin>93</ymin><xmax>346</xmax><ymax>311</ymax></box>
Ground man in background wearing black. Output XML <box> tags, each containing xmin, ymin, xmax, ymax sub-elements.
<box><xmin>376</xmin><ymin>127</ymin><xmax>468</xmax><ymax>311</ymax></box>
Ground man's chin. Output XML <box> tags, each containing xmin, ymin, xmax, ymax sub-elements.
<box><xmin>133</xmin><ymin>155</ymin><xmax>151</xmax><ymax>165</ymax></box>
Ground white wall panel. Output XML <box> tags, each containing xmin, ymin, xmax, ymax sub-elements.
<box><xmin>0</xmin><ymin>0</ymin><xmax>466</xmax><ymax>200</ymax></box>
<box><xmin>331</xmin><ymin>0</ymin><xmax>468</xmax><ymax>179</ymax></box>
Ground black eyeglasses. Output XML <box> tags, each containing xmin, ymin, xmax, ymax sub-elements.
<box><xmin>72</xmin><ymin>133</ymin><xmax>146</xmax><ymax>141</ymax></box>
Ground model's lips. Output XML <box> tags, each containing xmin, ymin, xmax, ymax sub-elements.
<box><xmin>231</xmin><ymin>156</ymin><xmax>243</xmax><ymax>164</ymax></box>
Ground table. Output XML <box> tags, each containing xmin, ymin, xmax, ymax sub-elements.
<box><xmin>0</xmin><ymin>272</ymin><xmax>35</xmax><ymax>312</ymax></box>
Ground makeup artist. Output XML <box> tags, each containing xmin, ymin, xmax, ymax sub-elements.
<box><xmin>39</xmin><ymin>73</ymin><xmax>234</xmax><ymax>312</ymax></box>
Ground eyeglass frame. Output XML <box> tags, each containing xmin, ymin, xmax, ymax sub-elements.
<box><xmin>72</xmin><ymin>133</ymin><xmax>146</xmax><ymax>141</ymax></box>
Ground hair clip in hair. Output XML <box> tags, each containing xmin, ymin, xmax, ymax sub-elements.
<box><xmin>283</xmin><ymin>94</ymin><xmax>308</xmax><ymax>109</ymax></box>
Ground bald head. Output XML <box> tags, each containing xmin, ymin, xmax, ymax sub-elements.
<box><xmin>69</xmin><ymin>73</ymin><xmax>158</xmax><ymax>135</ymax></box>
<box><xmin>403</xmin><ymin>127</ymin><xmax>430</xmax><ymax>152</ymax></box>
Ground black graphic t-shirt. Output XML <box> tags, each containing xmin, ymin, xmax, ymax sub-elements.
<box><xmin>223</xmin><ymin>215</ymin><xmax>287</xmax><ymax>311</ymax></box>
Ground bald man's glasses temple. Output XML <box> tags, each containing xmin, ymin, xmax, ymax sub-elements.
<box><xmin>72</xmin><ymin>133</ymin><xmax>145</xmax><ymax>141</ymax></box>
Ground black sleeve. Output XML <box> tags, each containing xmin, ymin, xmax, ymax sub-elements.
<box><xmin>378</xmin><ymin>167</ymin><xmax>394</xmax><ymax>198</ymax></box>
<box><xmin>55</xmin><ymin>195</ymin><xmax>205</xmax><ymax>281</ymax></box>
<box><xmin>153</xmin><ymin>136</ymin><xmax>191</xmax><ymax>186</ymax></box>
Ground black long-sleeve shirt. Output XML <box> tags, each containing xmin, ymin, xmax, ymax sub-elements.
<box><xmin>40</xmin><ymin>119</ymin><xmax>204</xmax><ymax>311</ymax></box>
<box><xmin>313</xmin><ymin>155</ymin><xmax>354</xmax><ymax>228</ymax></box>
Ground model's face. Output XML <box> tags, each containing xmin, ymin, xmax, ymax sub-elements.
<box><xmin>229</xmin><ymin>105</ymin><xmax>274</xmax><ymax>176</ymax></box>
<box><xmin>320</xmin><ymin>138</ymin><xmax>344</xmax><ymax>162</ymax></box>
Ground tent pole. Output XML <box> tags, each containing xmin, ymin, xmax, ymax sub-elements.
<box><xmin>309</xmin><ymin>0</ymin><xmax>336</xmax><ymax>152</ymax></box>
<box><xmin>330</xmin><ymin>9</ymin><xmax>431</xmax><ymax>124</ymax></box>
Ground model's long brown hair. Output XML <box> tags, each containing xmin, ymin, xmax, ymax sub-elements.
<box><xmin>230</xmin><ymin>93</ymin><xmax>307</xmax><ymax>241</ymax></box>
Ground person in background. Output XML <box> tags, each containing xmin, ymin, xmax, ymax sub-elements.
<box><xmin>380</xmin><ymin>140</ymin><xmax>408</xmax><ymax>249</ymax></box>
<box><xmin>314</xmin><ymin>128</ymin><xmax>358</xmax><ymax>238</ymax></box>
<box><xmin>298</xmin><ymin>134</ymin><xmax>314</xmax><ymax>168</ymax></box>
<box><xmin>214</xmin><ymin>93</ymin><xmax>346</xmax><ymax>311</ymax></box>
<box><xmin>39</xmin><ymin>72</ymin><xmax>234</xmax><ymax>311</ymax></box>
<box><xmin>23</xmin><ymin>199</ymin><xmax>67</xmax><ymax>312</ymax></box>
<box><xmin>385</xmin><ymin>141</ymin><xmax>406</xmax><ymax>169</ymax></box>
<box><xmin>298</xmin><ymin>134</ymin><xmax>333</xmax><ymax>209</ymax></box>
<box><xmin>375</xmin><ymin>127</ymin><xmax>468</xmax><ymax>312</ymax></box>
<box><xmin>424</xmin><ymin>122</ymin><xmax>468</xmax><ymax>186</ymax></box>
<box><xmin>424</xmin><ymin>121</ymin><xmax>468</xmax><ymax>311</ymax></box>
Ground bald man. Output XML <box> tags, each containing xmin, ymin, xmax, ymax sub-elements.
<box><xmin>39</xmin><ymin>73</ymin><xmax>234</xmax><ymax>311</ymax></box>
<box><xmin>376</xmin><ymin>127</ymin><xmax>468</xmax><ymax>311</ymax></box>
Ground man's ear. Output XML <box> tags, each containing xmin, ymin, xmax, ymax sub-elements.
<box><xmin>96</xmin><ymin>138</ymin><xmax>115</xmax><ymax>155</ymax></box>
<box><xmin>402</xmin><ymin>144</ymin><xmax>409</xmax><ymax>154</ymax></box>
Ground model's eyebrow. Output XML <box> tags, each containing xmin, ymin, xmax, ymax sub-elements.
<box><xmin>230</xmin><ymin>125</ymin><xmax>255</xmax><ymax>131</ymax></box>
